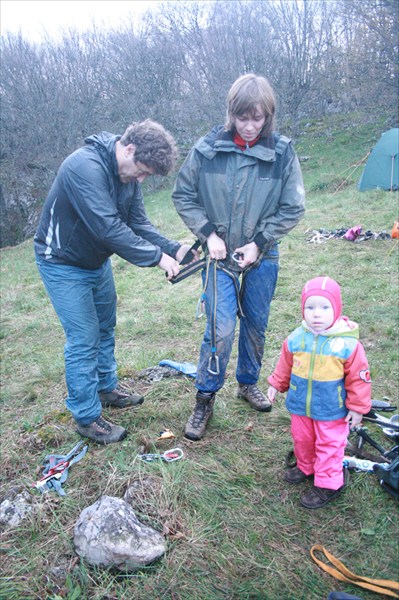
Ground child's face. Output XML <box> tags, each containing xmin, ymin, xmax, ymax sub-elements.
<box><xmin>234</xmin><ymin>104</ymin><xmax>266</xmax><ymax>142</ymax></box>
<box><xmin>303</xmin><ymin>295</ymin><xmax>335</xmax><ymax>331</ymax></box>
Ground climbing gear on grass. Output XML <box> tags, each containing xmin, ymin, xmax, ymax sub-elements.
<box><xmin>137</xmin><ymin>448</ymin><xmax>184</xmax><ymax>463</ymax></box>
<box><xmin>158</xmin><ymin>360</ymin><xmax>197</xmax><ymax>378</ymax></box>
<box><xmin>237</xmin><ymin>384</ymin><xmax>272</xmax><ymax>412</ymax></box>
<box><xmin>373</xmin><ymin>455</ymin><xmax>399</xmax><ymax>500</ymax></box>
<box><xmin>310</xmin><ymin>544</ymin><xmax>399</xmax><ymax>597</ymax></box>
<box><xmin>343</xmin><ymin>456</ymin><xmax>390</xmax><ymax>472</ymax></box>
<box><xmin>305</xmin><ymin>227</ymin><xmax>391</xmax><ymax>244</ymax></box>
<box><xmin>33</xmin><ymin>440</ymin><xmax>88</xmax><ymax>496</ymax></box>
<box><xmin>99</xmin><ymin>384</ymin><xmax>144</xmax><ymax>408</ymax></box>
<box><xmin>362</xmin><ymin>410</ymin><xmax>399</xmax><ymax>431</ymax></box>
<box><xmin>157</xmin><ymin>429</ymin><xmax>175</xmax><ymax>440</ymax></box>
<box><xmin>284</xmin><ymin>466</ymin><xmax>313</xmax><ymax>484</ymax></box>
<box><xmin>184</xmin><ymin>391</ymin><xmax>215</xmax><ymax>441</ymax></box>
<box><xmin>76</xmin><ymin>415</ymin><xmax>127</xmax><ymax>445</ymax></box>
<box><xmin>371</xmin><ymin>397</ymin><xmax>396</xmax><ymax>411</ymax></box>
<box><xmin>353</xmin><ymin>426</ymin><xmax>398</xmax><ymax>461</ymax></box>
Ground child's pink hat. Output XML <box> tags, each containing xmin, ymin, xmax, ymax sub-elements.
<box><xmin>301</xmin><ymin>276</ymin><xmax>342</xmax><ymax>324</ymax></box>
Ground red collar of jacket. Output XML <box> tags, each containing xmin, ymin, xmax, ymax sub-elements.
<box><xmin>233</xmin><ymin>132</ymin><xmax>261</xmax><ymax>150</ymax></box>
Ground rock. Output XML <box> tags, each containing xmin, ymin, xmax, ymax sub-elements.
<box><xmin>0</xmin><ymin>487</ymin><xmax>33</xmax><ymax>530</ymax></box>
<box><xmin>73</xmin><ymin>495</ymin><xmax>166</xmax><ymax>571</ymax></box>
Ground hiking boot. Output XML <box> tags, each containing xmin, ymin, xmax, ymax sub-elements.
<box><xmin>300</xmin><ymin>466</ymin><xmax>349</xmax><ymax>508</ymax></box>
<box><xmin>284</xmin><ymin>466</ymin><xmax>313</xmax><ymax>484</ymax></box>
<box><xmin>237</xmin><ymin>384</ymin><xmax>272</xmax><ymax>412</ymax></box>
<box><xmin>99</xmin><ymin>384</ymin><xmax>144</xmax><ymax>408</ymax></box>
<box><xmin>184</xmin><ymin>392</ymin><xmax>215</xmax><ymax>441</ymax></box>
<box><xmin>300</xmin><ymin>484</ymin><xmax>344</xmax><ymax>509</ymax></box>
<box><xmin>76</xmin><ymin>416</ymin><xmax>127</xmax><ymax>445</ymax></box>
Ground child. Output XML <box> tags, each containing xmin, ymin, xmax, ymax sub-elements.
<box><xmin>267</xmin><ymin>276</ymin><xmax>372</xmax><ymax>509</ymax></box>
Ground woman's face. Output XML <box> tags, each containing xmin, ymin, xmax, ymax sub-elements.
<box><xmin>234</xmin><ymin>104</ymin><xmax>266</xmax><ymax>142</ymax></box>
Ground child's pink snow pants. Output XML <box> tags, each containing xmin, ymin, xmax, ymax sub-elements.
<box><xmin>291</xmin><ymin>415</ymin><xmax>349</xmax><ymax>490</ymax></box>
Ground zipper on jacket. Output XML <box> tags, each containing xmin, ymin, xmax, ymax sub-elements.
<box><xmin>306</xmin><ymin>336</ymin><xmax>318</xmax><ymax>416</ymax></box>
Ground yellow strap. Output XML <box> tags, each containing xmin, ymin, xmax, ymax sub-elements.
<box><xmin>310</xmin><ymin>545</ymin><xmax>399</xmax><ymax>598</ymax></box>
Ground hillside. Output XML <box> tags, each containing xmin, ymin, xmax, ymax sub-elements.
<box><xmin>0</xmin><ymin>114</ymin><xmax>398</xmax><ymax>600</ymax></box>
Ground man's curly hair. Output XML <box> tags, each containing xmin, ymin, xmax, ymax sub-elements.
<box><xmin>120</xmin><ymin>119</ymin><xmax>178</xmax><ymax>176</ymax></box>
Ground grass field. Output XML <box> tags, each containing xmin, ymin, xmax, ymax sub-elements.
<box><xmin>1</xmin><ymin>112</ymin><xmax>398</xmax><ymax>600</ymax></box>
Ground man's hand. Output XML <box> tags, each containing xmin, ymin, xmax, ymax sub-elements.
<box><xmin>233</xmin><ymin>241</ymin><xmax>260</xmax><ymax>267</ymax></box>
<box><xmin>176</xmin><ymin>244</ymin><xmax>201</xmax><ymax>265</ymax></box>
<box><xmin>207</xmin><ymin>232</ymin><xmax>227</xmax><ymax>260</ymax></box>
<box><xmin>158</xmin><ymin>253</ymin><xmax>181</xmax><ymax>279</ymax></box>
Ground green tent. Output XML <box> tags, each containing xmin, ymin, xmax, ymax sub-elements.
<box><xmin>358</xmin><ymin>128</ymin><xmax>399</xmax><ymax>191</ymax></box>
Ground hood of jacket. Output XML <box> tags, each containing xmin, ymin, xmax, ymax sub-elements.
<box><xmin>84</xmin><ymin>131</ymin><xmax>120</xmax><ymax>177</ymax></box>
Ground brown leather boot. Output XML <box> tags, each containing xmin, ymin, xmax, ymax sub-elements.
<box><xmin>184</xmin><ymin>392</ymin><xmax>215</xmax><ymax>441</ymax></box>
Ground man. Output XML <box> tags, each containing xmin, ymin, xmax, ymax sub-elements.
<box><xmin>35</xmin><ymin>119</ymin><xmax>195</xmax><ymax>444</ymax></box>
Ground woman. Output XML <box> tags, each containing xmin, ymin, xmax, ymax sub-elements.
<box><xmin>172</xmin><ymin>74</ymin><xmax>305</xmax><ymax>440</ymax></box>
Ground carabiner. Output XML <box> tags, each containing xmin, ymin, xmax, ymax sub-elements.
<box><xmin>207</xmin><ymin>355</ymin><xmax>220</xmax><ymax>375</ymax></box>
<box><xmin>163</xmin><ymin>448</ymin><xmax>184</xmax><ymax>462</ymax></box>
<box><xmin>232</xmin><ymin>252</ymin><xmax>244</xmax><ymax>263</ymax></box>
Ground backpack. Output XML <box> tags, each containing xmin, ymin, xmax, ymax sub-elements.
<box><xmin>373</xmin><ymin>455</ymin><xmax>399</xmax><ymax>499</ymax></box>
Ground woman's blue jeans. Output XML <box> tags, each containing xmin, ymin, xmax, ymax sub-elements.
<box><xmin>196</xmin><ymin>256</ymin><xmax>278</xmax><ymax>394</ymax></box>
<box><xmin>36</xmin><ymin>257</ymin><xmax>117</xmax><ymax>425</ymax></box>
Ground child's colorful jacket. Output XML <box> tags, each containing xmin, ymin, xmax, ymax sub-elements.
<box><xmin>267</xmin><ymin>317</ymin><xmax>372</xmax><ymax>420</ymax></box>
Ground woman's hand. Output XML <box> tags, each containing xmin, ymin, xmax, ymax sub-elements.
<box><xmin>233</xmin><ymin>241</ymin><xmax>260</xmax><ymax>267</ymax></box>
<box><xmin>206</xmin><ymin>232</ymin><xmax>227</xmax><ymax>260</ymax></box>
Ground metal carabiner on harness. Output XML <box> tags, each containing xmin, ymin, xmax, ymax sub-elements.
<box><xmin>207</xmin><ymin>354</ymin><xmax>220</xmax><ymax>376</ymax></box>
<box><xmin>232</xmin><ymin>252</ymin><xmax>244</xmax><ymax>263</ymax></box>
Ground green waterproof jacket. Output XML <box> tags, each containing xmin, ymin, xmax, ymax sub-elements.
<box><xmin>172</xmin><ymin>126</ymin><xmax>305</xmax><ymax>268</ymax></box>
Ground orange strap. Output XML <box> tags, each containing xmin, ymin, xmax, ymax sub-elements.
<box><xmin>310</xmin><ymin>545</ymin><xmax>399</xmax><ymax>598</ymax></box>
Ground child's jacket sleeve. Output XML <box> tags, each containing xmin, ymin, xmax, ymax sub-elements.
<box><xmin>267</xmin><ymin>339</ymin><xmax>293</xmax><ymax>392</ymax></box>
<box><xmin>344</xmin><ymin>341</ymin><xmax>372</xmax><ymax>414</ymax></box>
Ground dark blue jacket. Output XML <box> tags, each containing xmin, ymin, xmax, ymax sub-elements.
<box><xmin>34</xmin><ymin>132</ymin><xmax>180</xmax><ymax>269</ymax></box>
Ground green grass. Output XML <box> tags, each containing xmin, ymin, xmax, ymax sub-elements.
<box><xmin>1</xmin><ymin>113</ymin><xmax>398</xmax><ymax>599</ymax></box>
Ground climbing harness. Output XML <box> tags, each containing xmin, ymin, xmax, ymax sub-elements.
<box><xmin>169</xmin><ymin>257</ymin><xmax>207</xmax><ymax>284</ymax></box>
<box><xmin>33</xmin><ymin>440</ymin><xmax>88</xmax><ymax>496</ymax></box>
<box><xmin>201</xmin><ymin>257</ymin><xmax>247</xmax><ymax>375</ymax></box>
<box><xmin>168</xmin><ymin>245</ymin><xmax>256</xmax><ymax>376</ymax></box>
<box><xmin>310</xmin><ymin>545</ymin><xmax>399</xmax><ymax>597</ymax></box>
<box><xmin>137</xmin><ymin>448</ymin><xmax>184</xmax><ymax>463</ymax></box>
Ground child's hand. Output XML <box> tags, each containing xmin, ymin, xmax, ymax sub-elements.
<box><xmin>345</xmin><ymin>410</ymin><xmax>363</xmax><ymax>429</ymax></box>
<box><xmin>267</xmin><ymin>386</ymin><xmax>278</xmax><ymax>404</ymax></box>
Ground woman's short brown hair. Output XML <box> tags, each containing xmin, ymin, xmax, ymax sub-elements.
<box><xmin>225</xmin><ymin>74</ymin><xmax>276</xmax><ymax>137</ymax></box>
<box><xmin>120</xmin><ymin>119</ymin><xmax>178</xmax><ymax>176</ymax></box>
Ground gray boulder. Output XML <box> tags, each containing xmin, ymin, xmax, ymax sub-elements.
<box><xmin>73</xmin><ymin>495</ymin><xmax>166</xmax><ymax>571</ymax></box>
<box><xmin>0</xmin><ymin>487</ymin><xmax>33</xmax><ymax>531</ymax></box>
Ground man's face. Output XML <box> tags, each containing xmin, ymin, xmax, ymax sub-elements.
<box><xmin>118</xmin><ymin>144</ymin><xmax>155</xmax><ymax>183</ymax></box>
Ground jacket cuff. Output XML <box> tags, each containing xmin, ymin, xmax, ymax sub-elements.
<box><xmin>200</xmin><ymin>222</ymin><xmax>216</xmax><ymax>239</ymax></box>
<box><xmin>254</xmin><ymin>232</ymin><xmax>273</xmax><ymax>251</ymax></box>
